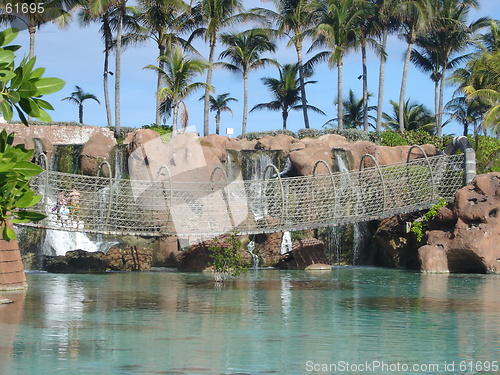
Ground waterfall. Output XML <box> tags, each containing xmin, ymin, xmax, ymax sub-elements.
<box><xmin>247</xmin><ymin>240</ymin><xmax>259</xmax><ymax>268</ymax></box>
<box><xmin>280</xmin><ymin>231</ymin><xmax>292</xmax><ymax>255</ymax></box>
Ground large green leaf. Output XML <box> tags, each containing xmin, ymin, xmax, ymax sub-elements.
<box><xmin>1</xmin><ymin>101</ymin><xmax>13</xmax><ymax>122</ymax></box>
<box><xmin>0</xmin><ymin>161</ymin><xmax>15</xmax><ymax>172</ymax></box>
<box><xmin>33</xmin><ymin>98</ymin><xmax>54</xmax><ymax>110</ymax></box>
<box><xmin>35</xmin><ymin>77</ymin><xmax>66</xmax><ymax>95</ymax></box>
<box><xmin>0</xmin><ymin>28</ymin><xmax>19</xmax><ymax>48</ymax></box>
<box><xmin>12</xmin><ymin>161</ymin><xmax>43</xmax><ymax>177</ymax></box>
<box><xmin>0</xmin><ymin>70</ymin><xmax>16</xmax><ymax>82</ymax></box>
<box><xmin>15</xmin><ymin>191</ymin><xmax>41</xmax><ymax>208</ymax></box>
<box><xmin>2</xmin><ymin>225</ymin><xmax>16</xmax><ymax>241</ymax></box>
<box><xmin>12</xmin><ymin>210</ymin><xmax>46</xmax><ymax>222</ymax></box>
<box><xmin>0</xmin><ymin>50</ymin><xmax>15</xmax><ymax>65</ymax></box>
<box><xmin>18</xmin><ymin>82</ymin><xmax>38</xmax><ymax>98</ymax></box>
<box><xmin>33</xmin><ymin>107</ymin><xmax>52</xmax><ymax>122</ymax></box>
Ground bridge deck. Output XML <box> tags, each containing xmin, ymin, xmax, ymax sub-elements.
<box><xmin>18</xmin><ymin>153</ymin><xmax>465</xmax><ymax>237</ymax></box>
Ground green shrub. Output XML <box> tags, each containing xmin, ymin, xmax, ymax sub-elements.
<box><xmin>468</xmin><ymin>135</ymin><xmax>500</xmax><ymax>173</ymax></box>
<box><xmin>410</xmin><ymin>199</ymin><xmax>448</xmax><ymax>242</ymax></box>
<box><xmin>141</xmin><ymin>124</ymin><xmax>172</xmax><ymax>136</ymax></box>
<box><xmin>209</xmin><ymin>231</ymin><xmax>248</xmax><ymax>282</ymax></box>
<box><xmin>239</xmin><ymin>130</ymin><xmax>296</xmax><ymax>140</ymax></box>
<box><xmin>297</xmin><ymin>128</ymin><xmax>321</xmax><ymax>139</ymax></box>
<box><xmin>380</xmin><ymin>130</ymin><xmax>453</xmax><ymax>151</ymax></box>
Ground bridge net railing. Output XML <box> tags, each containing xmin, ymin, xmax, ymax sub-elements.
<box><xmin>22</xmin><ymin>153</ymin><xmax>465</xmax><ymax>236</ymax></box>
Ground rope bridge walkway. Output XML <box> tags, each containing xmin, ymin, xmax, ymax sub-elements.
<box><xmin>18</xmin><ymin>147</ymin><xmax>466</xmax><ymax>237</ymax></box>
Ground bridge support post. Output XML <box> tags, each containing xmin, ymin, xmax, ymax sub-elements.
<box><xmin>444</xmin><ymin>136</ymin><xmax>476</xmax><ymax>185</ymax></box>
<box><xmin>0</xmin><ymin>230</ymin><xmax>27</xmax><ymax>291</ymax></box>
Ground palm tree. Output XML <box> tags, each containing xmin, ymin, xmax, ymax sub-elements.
<box><xmin>188</xmin><ymin>0</ymin><xmax>249</xmax><ymax>136</ymax></box>
<box><xmin>200</xmin><ymin>93</ymin><xmax>238</xmax><ymax>135</ymax></box>
<box><xmin>62</xmin><ymin>86</ymin><xmax>100</xmax><ymax>124</ymax></box>
<box><xmin>397</xmin><ymin>0</ymin><xmax>432</xmax><ymax>133</ymax></box>
<box><xmin>413</xmin><ymin>0</ymin><xmax>487</xmax><ymax>137</ymax></box>
<box><xmin>445</xmin><ymin>96</ymin><xmax>484</xmax><ymax>136</ymax></box>
<box><xmin>137</xmin><ymin>0</ymin><xmax>190</xmax><ymax>126</ymax></box>
<box><xmin>383</xmin><ymin>98</ymin><xmax>436</xmax><ymax>133</ymax></box>
<box><xmin>464</xmin><ymin>87</ymin><xmax>500</xmax><ymax>137</ymax></box>
<box><xmin>0</xmin><ymin>0</ymin><xmax>79</xmax><ymax>58</ymax></box>
<box><xmin>145</xmin><ymin>46</ymin><xmax>210</xmax><ymax>134</ymax></box>
<box><xmin>219</xmin><ymin>29</ymin><xmax>277</xmax><ymax>136</ymax></box>
<box><xmin>372</xmin><ymin>0</ymin><xmax>403</xmax><ymax>131</ymax></box>
<box><xmin>312</xmin><ymin>0</ymin><xmax>369</xmax><ymax>131</ymax></box>
<box><xmin>252</xmin><ymin>0</ymin><xmax>319</xmax><ymax>129</ymax></box>
<box><xmin>79</xmin><ymin>2</ymin><xmax>140</xmax><ymax>129</ymax></box>
<box><xmin>324</xmin><ymin>89</ymin><xmax>376</xmax><ymax>129</ymax></box>
<box><xmin>250</xmin><ymin>63</ymin><xmax>325</xmax><ymax>130</ymax></box>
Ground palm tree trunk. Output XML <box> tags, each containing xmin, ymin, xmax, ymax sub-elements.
<box><xmin>437</xmin><ymin>67</ymin><xmax>446</xmax><ymax>137</ymax></box>
<box><xmin>295</xmin><ymin>40</ymin><xmax>310</xmax><ymax>129</ymax></box>
<box><xmin>434</xmin><ymin>79</ymin><xmax>439</xmax><ymax>132</ymax></box>
<box><xmin>282</xmin><ymin>109</ymin><xmax>288</xmax><ymax>130</ymax></box>
<box><xmin>173</xmin><ymin>101</ymin><xmax>179</xmax><ymax>135</ymax></box>
<box><xmin>362</xmin><ymin>39</ymin><xmax>368</xmax><ymax>132</ymax></box>
<box><xmin>79</xmin><ymin>104</ymin><xmax>84</xmax><ymax>124</ymax></box>
<box><xmin>337</xmin><ymin>59</ymin><xmax>344</xmax><ymax>131</ymax></box>
<box><xmin>215</xmin><ymin>112</ymin><xmax>221</xmax><ymax>135</ymax></box>
<box><xmin>28</xmin><ymin>25</ymin><xmax>36</xmax><ymax>58</ymax></box>
<box><xmin>156</xmin><ymin>45</ymin><xmax>165</xmax><ymax>126</ymax></box>
<box><xmin>376</xmin><ymin>31</ymin><xmax>388</xmax><ymax>132</ymax></box>
<box><xmin>114</xmin><ymin>1</ymin><xmax>126</xmax><ymax>139</ymax></box>
<box><xmin>203</xmin><ymin>38</ymin><xmax>216</xmax><ymax>136</ymax></box>
<box><xmin>242</xmin><ymin>71</ymin><xmax>248</xmax><ymax>136</ymax></box>
<box><xmin>399</xmin><ymin>38</ymin><xmax>413</xmax><ymax>133</ymax></box>
<box><xmin>102</xmin><ymin>16</ymin><xmax>113</xmax><ymax>128</ymax></box>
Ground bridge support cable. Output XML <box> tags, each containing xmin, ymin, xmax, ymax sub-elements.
<box><xmin>312</xmin><ymin>160</ymin><xmax>337</xmax><ymax>225</ymax></box>
<box><xmin>263</xmin><ymin>164</ymin><xmax>285</xmax><ymax>230</ymax></box>
<box><xmin>406</xmin><ymin>145</ymin><xmax>435</xmax><ymax>202</ymax></box>
<box><xmin>97</xmin><ymin>161</ymin><xmax>113</xmax><ymax>230</ymax></box>
<box><xmin>210</xmin><ymin>166</ymin><xmax>235</xmax><ymax>232</ymax></box>
<box><xmin>359</xmin><ymin>154</ymin><xmax>386</xmax><ymax>215</ymax></box>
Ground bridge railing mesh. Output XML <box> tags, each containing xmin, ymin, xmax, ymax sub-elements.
<box><xmin>23</xmin><ymin>153</ymin><xmax>465</xmax><ymax>236</ymax></box>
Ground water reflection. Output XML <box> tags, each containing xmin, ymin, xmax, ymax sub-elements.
<box><xmin>3</xmin><ymin>269</ymin><xmax>500</xmax><ymax>374</ymax></box>
<box><xmin>0</xmin><ymin>289</ymin><xmax>25</xmax><ymax>375</ymax></box>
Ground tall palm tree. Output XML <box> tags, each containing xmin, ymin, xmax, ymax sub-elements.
<box><xmin>250</xmin><ymin>63</ymin><xmax>325</xmax><ymax>130</ymax></box>
<box><xmin>145</xmin><ymin>46</ymin><xmax>210</xmax><ymax>134</ymax></box>
<box><xmin>200</xmin><ymin>93</ymin><xmax>238</xmax><ymax>135</ymax></box>
<box><xmin>464</xmin><ymin>86</ymin><xmax>500</xmax><ymax>137</ymax></box>
<box><xmin>0</xmin><ymin>0</ymin><xmax>79</xmax><ymax>58</ymax></box>
<box><xmin>62</xmin><ymin>85</ymin><xmax>100</xmax><ymax>124</ymax></box>
<box><xmin>445</xmin><ymin>95</ymin><xmax>484</xmax><ymax>136</ymax></box>
<box><xmin>414</xmin><ymin>0</ymin><xmax>487</xmax><ymax>137</ymax></box>
<box><xmin>137</xmin><ymin>0</ymin><xmax>190</xmax><ymax>126</ymax></box>
<box><xmin>383</xmin><ymin>98</ymin><xmax>436</xmax><ymax>133</ymax></box>
<box><xmin>312</xmin><ymin>0</ymin><xmax>368</xmax><ymax>131</ymax></box>
<box><xmin>188</xmin><ymin>0</ymin><xmax>249</xmax><ymax>136</ymax></box>
<box><xmin>252</xmin><ymin>0</ymin><xmax>319</xmax><ymax>129</ymax></box>
<box><xmin>372</xmin><ymin>0</ymin><xmax>402</xmax><ymax>131</ymax></box>
<box><xmin>324</xmin><ymin>89</ymin><xmax>376</xmax><ymax>129</ymax></box>
<box><xmin>398</xmin><ymin>0</ymin><xmax>432</xmax><ymax>133</ymax></box>
<box><xmin>79</xmin><ymin>2</ymin><xmax>140</xmax><ymax>129</ymax></box>
<box><xmin>219</xmin><ymin>29</ymin><xmax>277</xmax><ymax>136</ymax></box>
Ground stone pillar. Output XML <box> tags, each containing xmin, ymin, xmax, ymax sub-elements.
<box><xmin>0</xmin><ymin>238</ymin><xmax>27</xmax><ymax>290</ymax></box>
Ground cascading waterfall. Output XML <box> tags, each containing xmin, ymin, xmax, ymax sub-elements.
<box><xmin>247</xmin><ymin>240</ymin><xmax>259</xmax><ymax>268</ymax></box>
<box><xmin>280</xmin><ymin>231</ymin><xmax>292</xmax><ymax>255</ymax></box>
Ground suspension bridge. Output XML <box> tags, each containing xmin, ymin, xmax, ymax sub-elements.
<box><xmin>17</xmin><ymin>140</ymin><xmax>473</xmax><ymax>238</ymax></box>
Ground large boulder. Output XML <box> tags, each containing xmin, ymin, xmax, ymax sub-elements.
<box><xmin>104</xmin><ymin>246</ymin><xmax>153</xmax><ymax>271</ymax></box>
<box><xmin>278</xmin><ymin>238</ymin><xmax>328</xmax><ymax>269</ymax></box>
<box><xmin>80</xmin><ymin>132</ymin><xmax>116</xmax><ymax>176</ymax></box>
<box><xmin>45</xmin><ymin>250</ymin><xmax>107</xmax><ymax>273</ymax></box>
<box><xmin>418</xmin><ymin>173</ymin><xmax>500</xmax><ymax>273</ymax></box>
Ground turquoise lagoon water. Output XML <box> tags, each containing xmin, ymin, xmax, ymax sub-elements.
<box><xmin>1</xmin><ymin>268</ymin><xmax>500</xmax><ymax>375</ymax></box>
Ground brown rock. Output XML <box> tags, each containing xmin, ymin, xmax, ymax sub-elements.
<box><xmin>126</xmin><ymin>129</ymin><xmax>161</xmax><ymax>154</ymax></box>
<box><xmin>278</xmin><ymin>238</ymin><xmax>328</xmax><ymax>269</ymax></box>
<box><xmin>80</xmin><ymin>132</ymin><xmax>116</xmax><ymax>176</ymax></box>
<box><xmin>418</xmin><ymin>245</ymin><xmax>449</xmax><ymax>273</ymax></box>
<box><xmin>104</xmin><ymin>246</ymin><xmax>153</xmax><ymax>271</ymax></box>
<box><xmin>418</xmin><ymin>173</ymin><xmax>500</xmax><ymax>273</ymax></box>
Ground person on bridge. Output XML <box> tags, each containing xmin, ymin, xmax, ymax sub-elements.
<box><xmin>56</xmin><ymin>190</ymin><xmax>67</xmax><ymax>224</ymax></box>
<box><xmin>68</xmin><ymin>187</ymin><xmax>81</xmax><ymax>225</ymax></box>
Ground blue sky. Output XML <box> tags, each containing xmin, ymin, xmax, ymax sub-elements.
<box><xmin>12</xmin><ymin>0</ymin><xmax>500</xmax><ymax>137</ymax></box>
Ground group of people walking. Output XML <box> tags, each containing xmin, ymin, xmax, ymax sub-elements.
<box><xmin>55</xmin><ymin>187</ymin><xmax>80</xmax><ymax>225</ymax></box>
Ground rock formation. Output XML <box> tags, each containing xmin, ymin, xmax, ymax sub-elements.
<box><xmin>419</xmin><ymin>173</ymin><xmax>500</xmax><ymax>273</ymax></box>
<box><xmin>278</xmin><ymin>238</ymin><xmax>328</xmax><ymax>269</ymax></box>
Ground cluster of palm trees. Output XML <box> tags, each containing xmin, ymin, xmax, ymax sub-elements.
<box><xmin>1</xmin><ymin>0</ymin><xmax>498</xmax><ymax>138</ymax></box>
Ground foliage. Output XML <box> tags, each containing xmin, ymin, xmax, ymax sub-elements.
<box><xmin>209</xmin><ymin>231</ymin><xmax>247</xmax><ymax>282</ymax></box>
<box><xmin>380</xmin><ymin>130</ymin><xmax>453</xmax><ymax>151</ymax></box>
<box><xmin>0</xmin><ymin>130</ymin><xmax>45</xmax><ymax>240</ymax></box>
<box><xmin>0</xmin><ymin>28</ymin><xmax>65</xmax><ymax>124</ymax></box>
<box><xmin>61</xmin><ymin>85</ymin><xmax>100</xmax><ymax>124</ymax></box>
<box><xmin>141</xmin><ymin>124</ymin><xmax>172</xmax><ymax>136</ymax></box>
<box><xmin>410</xmin><ymin>199</ymin><xmax>448</xmax><ymax>242</ymax></box>
<box><xmin>297</xmin><ymin>128</ymin><xmax>321</xmax><ymax>139</ymax></box>
<box><xmin>468</xmin><ymin>135</ymin><xmax>500</xmax><ymax>173</ymax></box>
<box><xmin>238</xmin><ymin>129</ymin><xmax>296</xmax><ymax>141</ymax></box>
